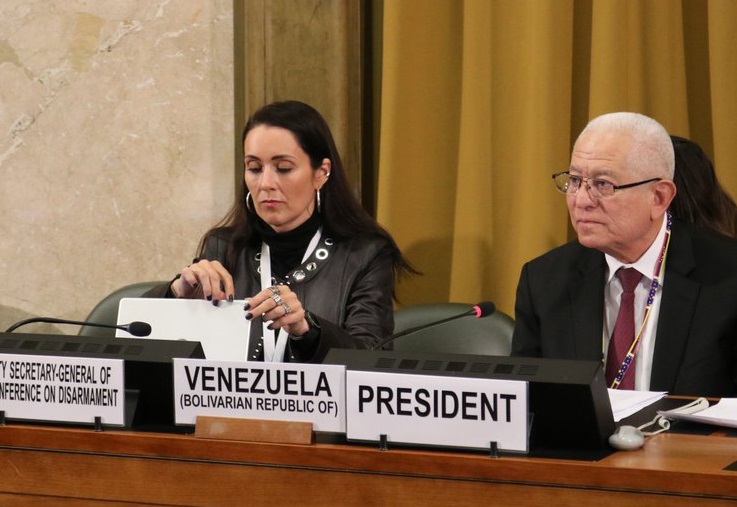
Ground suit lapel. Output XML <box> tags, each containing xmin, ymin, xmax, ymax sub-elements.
<box><xmin>568</xmin><ymin>249</ymin><xmax>606</xmax><ymax>360</ymax></box>
<box><xmin>650</xmin><ymin>221</ymin><xmax>699</xmax><ymax>391</ymax></box>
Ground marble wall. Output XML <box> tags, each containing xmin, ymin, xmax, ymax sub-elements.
<box><xmin>0</xmin><ymin>1</ymin><xmax>234</xmax><ymax>331</ymax></box>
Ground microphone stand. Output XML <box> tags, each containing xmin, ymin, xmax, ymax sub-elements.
<box><xmin>373</xmin><ymin>310</ymin><xmax>476</xmax><ymax>350</ymax></box>
<box><xmin>5</xmin><ymin>317</ymin><xmax>151</xmax><ymax>337</ymax></box>
<box><xmin>372</xmin><ymin>302</ymin><xmax>495</xmax><ymax>350</ymax></box>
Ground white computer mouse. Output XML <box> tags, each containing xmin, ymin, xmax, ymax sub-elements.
<box><xmin>608</xmin><ymin>425</ymin><xmax>645</xmax><ymax>451</ymax></box>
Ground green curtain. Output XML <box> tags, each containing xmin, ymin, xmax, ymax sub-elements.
<box><xmin>376</xmin><ymin>0</ymin><xmax>737</xmax><ymax>316</ymax></box>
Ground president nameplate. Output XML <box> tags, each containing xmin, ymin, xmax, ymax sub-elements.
<box><xmin>0</xmin><ymin>352</ymin><xmax>125</xmax><ymax>426</ymax></box>
<box><xmin>324</xmin><ymin>349</ymin><xmax>615</xmax><ymax>451</ymax></box>
<box><xmin>347</xmin><ymin>370</ymin><xmax>528</xmax><ymax>452</ymax></box>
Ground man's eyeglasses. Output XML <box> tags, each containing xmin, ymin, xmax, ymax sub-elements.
<box><xmin>552</xmin><ymin>171</ymin><xmax>661</xmax><ymax>199</ymax></box>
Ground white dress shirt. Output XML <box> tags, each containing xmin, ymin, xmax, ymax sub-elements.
<box><xmin>603</xmin><ymin>216</ymin><xmax>669</xmax><ymax>390</ymax></box>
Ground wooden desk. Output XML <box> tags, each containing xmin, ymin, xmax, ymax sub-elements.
<box><xmin>0</xmin><ymin>423</ymin><xmax>736</xmax><ymax>506</ymax></box>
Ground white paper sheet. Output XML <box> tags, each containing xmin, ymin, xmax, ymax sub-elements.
<box><xmin>658</xmin><ymin>398</ymin><xmax>737</xmax><ymax>429</ymax></box>
<box><xmin>607</xmin><ymin>389</ymin><xmax>667</xmax><ymax>422</ymax></box>
<box><xmin>116</xmin><ymin>298</ymin><xmax>250</xmax><ymax>361</ymax></box>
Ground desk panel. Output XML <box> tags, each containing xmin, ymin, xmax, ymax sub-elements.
<box><xmin>0</xmin><ymin>424</ymin><xmax>736</xmax><ymax>506</ymax></box>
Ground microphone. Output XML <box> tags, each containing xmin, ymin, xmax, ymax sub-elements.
<box><xmin>5</xmin><ymin>317</ymin><xmax>152</xmax><ymax>337</ymax></box>
<box><xmin>372</xmin><ymin>301</ymin><xmax>496</xmax><ymax>350</ymax></box>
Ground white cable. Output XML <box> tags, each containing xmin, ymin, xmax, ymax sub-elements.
<box><xmin>638</xmin><ymin>397</ymin><xmax>709</xmax><ymax>436</ymax></box>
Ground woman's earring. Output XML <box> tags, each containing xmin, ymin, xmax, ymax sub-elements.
<box><xmin>246</xmin><ymin>192</ymin><xmax>253</xmax><ymax>213</ymax></box>
<box><xmin>316</xmin><ymin>189</ymin><xmax>321</xmax><ymax>213</ymax></box>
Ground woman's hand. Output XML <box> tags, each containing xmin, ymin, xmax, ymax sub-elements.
<box><xmin>245</xmin><ymin>284</ymin><xmax>309</xmax><ymax>336</ymax></box>
<box><xmin>170</xmin><ymin>259</ymin><xmax>235</xmax><ymax>304</ymax></box>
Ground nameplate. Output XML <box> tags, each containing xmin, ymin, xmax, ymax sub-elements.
<box><xmin>346</xmin><ymin>370</ymin><xmax>529</xmax><ymax>452</ymax></box>
<box><xmin>0</xmin><ymin>353</ymin><xmax>125</xmax><ymax>426</ymax></box>
<box><xmin>173</xmin><ymin>359</ymin><xmax>346</xmax><ymax>433</ymax></box>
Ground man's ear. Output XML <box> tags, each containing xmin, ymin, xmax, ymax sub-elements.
<box><xmin>652</xmin><ymin>180</ymin><xmax>677</xmax><ymax>219</ymax></box>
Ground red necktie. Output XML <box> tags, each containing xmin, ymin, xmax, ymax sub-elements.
<box><xmin>605</xmin><ymin>268</ymin><xmax>643</xmax><ymax>389</ymax></box>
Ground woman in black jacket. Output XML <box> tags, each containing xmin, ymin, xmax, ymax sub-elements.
<box><xmin>148</xmin><ymin>100</ymin><xmax>414</xmax><ymax>363</ymax></box>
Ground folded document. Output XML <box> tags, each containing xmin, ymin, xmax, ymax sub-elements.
<box><xmin>658</xmin><ymin>398</ymin><xmax>737</xmax><ymax>429</ymax></box>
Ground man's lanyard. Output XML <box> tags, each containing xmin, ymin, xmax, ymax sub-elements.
<box><xmin>609</xmin><ymin>213</ymin><xmax>672</xmax><ymax>389</ymax></box>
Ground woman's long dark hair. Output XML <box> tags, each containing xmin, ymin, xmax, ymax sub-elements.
<box><xmin>198</xmin><ymin>100</ymin><xmax>416</xmax><ymax>282</ymax></box>
<box><xmin>670</xmin><ymin>135</ymin><xmax>737</xmax><ymax>238</ymax></box>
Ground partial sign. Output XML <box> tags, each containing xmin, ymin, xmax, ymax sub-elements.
<box><xmin>0</xmin><ymin>353</ymin><xmax>125</xmax><ymax>426</ymax></box>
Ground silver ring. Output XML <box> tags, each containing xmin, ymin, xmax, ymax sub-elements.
<box><xmin>271</xmin><ymin>293</ymin><xmax>283</xmax><ymax>305</ymax></box>
<box><xmin>281</xmin><ymin>303</ymin><xmax>291</xmax><ymax>315</ymax></box>
<box><xmin>268</xmin><ymin>285</ymin><xmax>281</xmax><ymax>296</ymax></box>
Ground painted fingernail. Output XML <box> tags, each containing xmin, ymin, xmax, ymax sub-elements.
<box><xmin>206</xmin><ymin>295</ymin><xmax>212</xmax><ymax>301</ymax></box>
<box><xmin>267</xmin><ymin>323</ymin><xmax>274</xmax><ymax>330</ymax></box>
<box><xmin>243</xmin><ymin>302</ymin><xmax>250</xmax><ymax>310</ymax></box>
<box><xmin>245</xmin><ymin>312</ymin><xmax>252</xmax><ymax>320</ymax></box>
<box><xmin>213</xmin><ymin>299</ymin><xmax>220</xmax><ymax>307</ymax></box>
<box><xmin>228</xmin><ymin>295</ymin><xmax>234</xmax><ymax>303</ymax></box>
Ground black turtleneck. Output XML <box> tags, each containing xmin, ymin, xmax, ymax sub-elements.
<box><xmin>254</xmin><ymin>213</ymin><xmax>322</xmax><ymax>279</ymax></box>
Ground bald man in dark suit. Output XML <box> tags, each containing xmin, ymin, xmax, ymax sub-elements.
<box><xmin>512</xmin><ymin>112</ymin><xmax>737</xmax><ymax>397</ymax></box>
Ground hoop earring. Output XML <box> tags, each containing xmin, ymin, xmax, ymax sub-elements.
<box><xmin>316</xmin><ymin>189</ymin><xmax>321</xmax><ymax>213</ymax></box>
<box><xmin>246</xmin><ymin>192</ymin><xmax>253</xmax><ymax>213</ymax></box>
